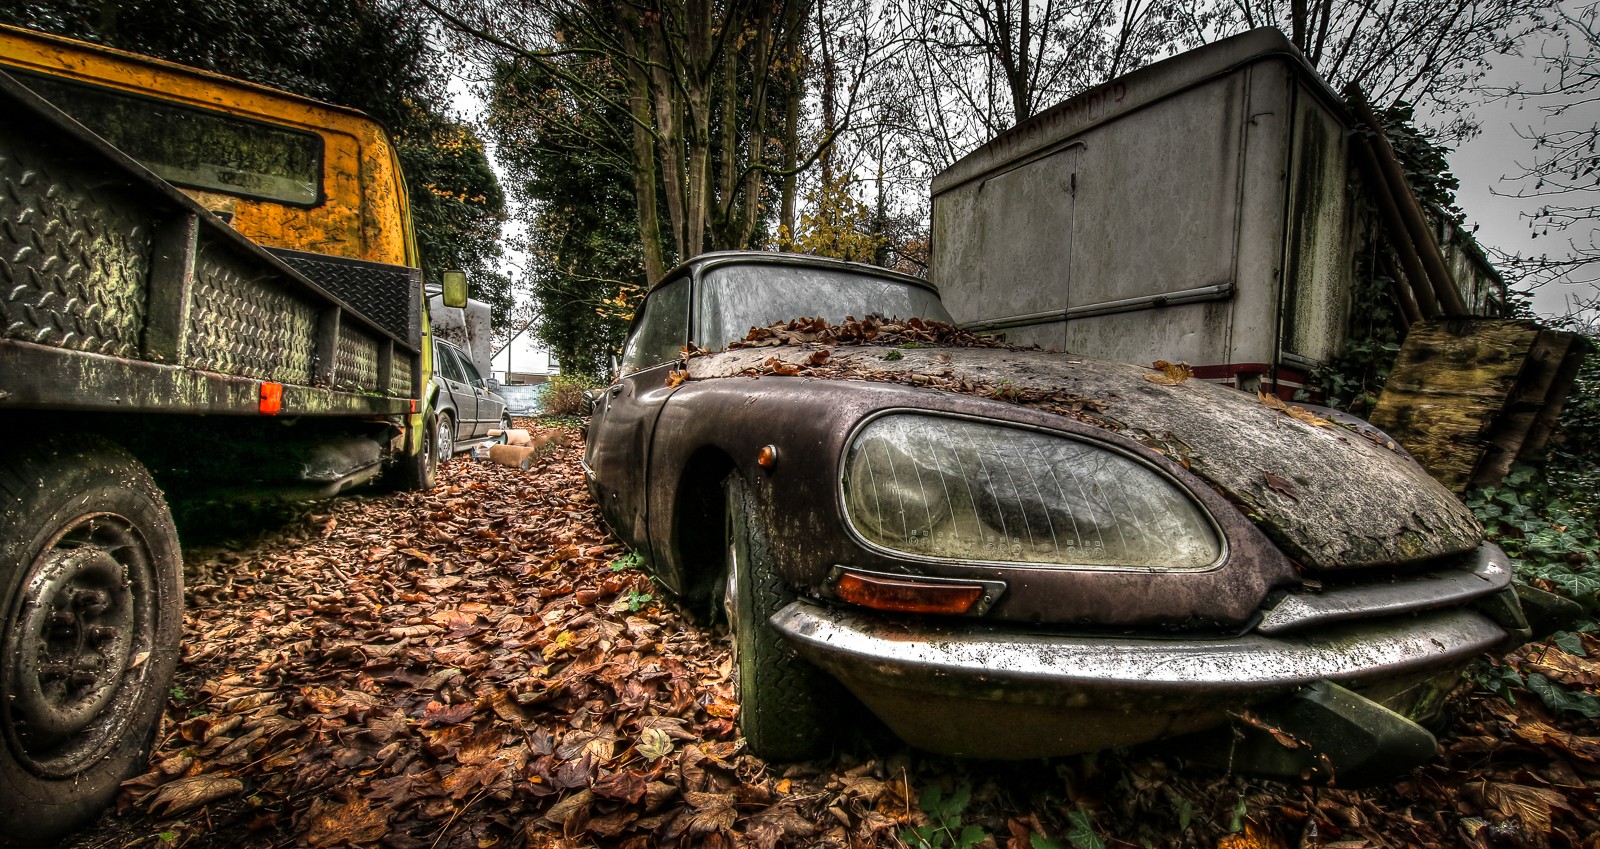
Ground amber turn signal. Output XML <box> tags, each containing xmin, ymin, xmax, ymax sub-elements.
<box><xmin>834</xmin><ymin>570</ymin><xmax>984</xmax><ymax>615</ymax></box>
<box><xmin>757</xmin><ymin>444</ymin><xmax>779</xmax><ymax>468</ymax></box>
<box><xmin>259</xmin><ymin>382</ymin><xmax>283</xmax><ymax>415</ymax></box>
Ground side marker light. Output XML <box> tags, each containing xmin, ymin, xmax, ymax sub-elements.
<box><xmin>834</xmin><ymin>570</ymin><xmax>985</xmax><ymax>615</ymax></box>
<box><xmin>259</xmin><ymin>382</ymin><xmax>283</xmax><ymax>415</ymax></box>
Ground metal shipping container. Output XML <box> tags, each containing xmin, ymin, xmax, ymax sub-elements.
<box><xmin>931</xmin><ymin>28</ymin><xmax>1353</xmax><ymax>397</ymax></box>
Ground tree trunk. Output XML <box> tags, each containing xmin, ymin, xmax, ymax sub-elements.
<box><xmin>816</xmin><ymin>0</ymin><xmax>837</xmax><ymax>185</ymax></box>
<box><xmin>621</xmin><ymin>24</ymin><xmax>667</xmax><ymax>284</ymax></box>
<box><xmin>738</xmin><ymin>0</ymin><xmax>777</xmax><ymax>248</ymax></box>
<box><xmin>779</xmin><ymin>61</ymin><xmax>801</xmax><ymax>247</ymax></box>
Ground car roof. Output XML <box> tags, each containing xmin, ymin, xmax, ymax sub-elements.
<box><xmin>646</xmin><ymin>251</ymin><xmax>939</xmax><ymax>299</ymax></box>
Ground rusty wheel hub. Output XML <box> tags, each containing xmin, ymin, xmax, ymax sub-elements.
<box><xmin>7</xmin><ymin>541</ymin><xmax>140</xmax><ymax>775</ymax></box>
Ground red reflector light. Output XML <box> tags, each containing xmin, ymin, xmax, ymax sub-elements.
<box><xmin>834</xmin><ymin>571</ymin><xmax>984</xmax><ymax>615</ymax></box>
<box><xmin>259</xmin><ymin>382</ymin><xmax>283</xmax><ymax>415</ymax></box>
<box><xmin>410</xmin><ymin>398</ymin><xmax>419</xmax><ymax>414</ymax></box>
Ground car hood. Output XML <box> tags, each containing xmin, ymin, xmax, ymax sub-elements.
<box><xmin>687</xmin><ymin>345</ymin><xmax>1482</xmax><ymax>571</ymax></box>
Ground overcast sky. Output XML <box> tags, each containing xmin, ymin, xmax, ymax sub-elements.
<box><xmin>1431</xmin><ymin>24</ymin><xmax>1596</xmax><ymax>319</ymax></box>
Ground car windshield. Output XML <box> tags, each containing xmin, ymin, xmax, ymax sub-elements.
<box><xmin>695</xmin><ymin>263</ymin><xmax>952</xmax><ymax>352</ymax></box>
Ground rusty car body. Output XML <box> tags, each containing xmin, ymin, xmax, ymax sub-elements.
<box><xmin>584</xmin><ymin>251</ymin><xmax>1527</xmax><ymax>780</ymax></box>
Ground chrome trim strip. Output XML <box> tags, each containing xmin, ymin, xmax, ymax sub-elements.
<box><xmin>960</xmin><ymin>282</ymin><xmax>1234</xmax><ymax>333</ymax></box>
<box><xmin>1256</xmin><ymin>543</ymin><xmax>1511</xmax><ymax>635</ymax></box>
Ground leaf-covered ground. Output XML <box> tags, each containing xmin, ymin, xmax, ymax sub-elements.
<box><xmin>66</xmin><ymin>425</ymin><xmax>1600</xmax><ymax>849</ymax></box>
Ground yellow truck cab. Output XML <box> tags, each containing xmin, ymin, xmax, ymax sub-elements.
<box><xmin>0</xmin><ymin>25</ymin><xmax>450</xmax><ymax>844</ymax></box>
<box><xmin>0</xmin><ymin>24</ymin><xmax>418</xmax><ymax>266</ymax></box>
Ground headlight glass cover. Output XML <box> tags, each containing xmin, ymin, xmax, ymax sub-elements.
<box><xmin>842</xmin><ymin>414</ymin><xmax>1222</xmax><ymax>569</ymax></box>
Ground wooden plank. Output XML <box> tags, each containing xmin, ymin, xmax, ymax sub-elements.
<box><xmin>1471</xmin><ymin>331</ymin><xmax>1574</xmax><ymax>486</ymax></box>
<box><xmin>1371</xmin><ymin>319</ymin><xmax>1541</xmax><ymax>491</ymax></box>
<box><xmin>1520</xmin><ymin>334</ymin><xmax>1592</xmax><ymax>461</ymax></box>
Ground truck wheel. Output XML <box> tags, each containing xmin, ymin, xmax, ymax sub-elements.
<box><xmin>0</xmin><ymin>437</ymin><xmax>182</xmax><ymax>846</ymax></box>
<box><xmin>722</xmin><ymin>474</ymin><xmax>832</xmax><ymax>761</ymax></box>
<box><xmin>391</xmin><ymin>413</ymin><xmax>438</xmax><ymax>492</ymax></box>
<box><xmin>435</xmin><ymin>412</ymin><xmax>456</xmax><ymax>466</ymax></box>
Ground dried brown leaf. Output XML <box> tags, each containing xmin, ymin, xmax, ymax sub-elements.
<box><xmin>146</xmin><ymin>775</ymin><xmax>244</xmax><ymax>818</ymax></box>
<box><xmin>1484</xmin><ymin>782</ymin><xmax>1570</xmax><ymax>833</ymax></box>
<box><xmin>1144</xmin><ymin>360</ymin><xmax>1193</xmax><ymax>385</ymax></box>
<box><xmin>304</xmin><ymin>795</ymin><xmax>389</xmax><ymax>848</ymax></box>
<box><xmin>685</xmin><ymin>791</ymin><xmax>737</xmax><ymax>834</ymax></box>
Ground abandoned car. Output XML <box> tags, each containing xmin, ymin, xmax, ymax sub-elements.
<box><xmin>583</xmin><ymin>251</ymin><xmax>1528</xmax><ymax>781</ymax></box>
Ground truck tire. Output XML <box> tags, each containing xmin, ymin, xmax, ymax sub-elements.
<box><xmin>390</xmin><ymin>413</ymin><xmax>439</xmax><ymax>492</ymax></box>
<box><xmin>722</xmin><ymin>474</ymin><xmax>832</xmax><ymax>761</ymax></box>
<box><xmin>0</xmin><ymin>436</ymin><xmax>183</xmax><ymax>847</ymax></box>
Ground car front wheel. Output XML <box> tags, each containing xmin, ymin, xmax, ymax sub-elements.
<box><xmin>435</xmin><ymin>411</ymin><xmax>455</xmax><ymax>466</ymax></box>
<box><xmin>723</xmin><ymin>473</ymin><xmax>832</xmax><ymax>761</ymax></box>
<box><xmin>0</xmin><ymin>436</ymin><xmax>183</xmax><ymax>846</ymax></box>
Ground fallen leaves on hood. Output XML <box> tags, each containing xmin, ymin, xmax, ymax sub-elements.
<box><xmin>1256</xmin><ymin>390</ymin><xmax>1333</xmax><ymax>428</ymax></box>
<box><xmin>1144</xmin><ymin>360</ymin><xmax>1194</xmax><ymax>385</ymax></box>
<box><xmin>725</xmin><ymin>315</ymin><xmax>1010</xmax><ymax>351</ymax></box>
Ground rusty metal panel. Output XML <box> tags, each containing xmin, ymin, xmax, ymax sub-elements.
<box><xmin>1064</xmin><ymin>73</ymin><xmax>1245</xmax><ymax>340</ymax></box>
<box><xmin>185</xmin><ymin>241</ymin><xmax>317</xmax><ymax>383</ymax></box>
<box><xmin>1280</xmin><ymin>78</ymin><xmax>1355</xmax><ymax>364</ymax></box>
<box><xmin>0</xmin><ymin>118</ymin><xmax>150</xmax><ymax>357</ymax></box>
<box><xmin>1434</xmin><ymin>218</ymin><xmax>1507</xmax><ymax>316</ymax></box>
<box><xmin>933</xmin><ymin>146</ymin><xmax>1077</xmax><ymax>347</ymax></box>
<box><xmin>333</xmin><ymin>323</ymin><xmax>379</xmax><ymax>391</ymax></box>
<box><xmin>1222</xmin><ymin>62</ymin><xmax>1293</xmax><ymax>368</ymax></box>
<box><xmin>932</xmin><ymin>28</ymin><xmax>1355</xmax><ymax>375</ymax></box>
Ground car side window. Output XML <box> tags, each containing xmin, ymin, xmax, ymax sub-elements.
<box><xmin>620</xmin><ymin>277</ymin><xmax>690</xmax><ymax>374</ymax></box>
<box><xmin>455</xmin><ymin>349</ymin><xmax>485</xmax><ymax>385</ymax></box>
<box><xmin>436</xmin><ymin>343</ymin><xmax>467</xmax><ymax>383</ymax></box>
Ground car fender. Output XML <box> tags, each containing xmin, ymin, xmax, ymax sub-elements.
<box><xmin>645</xmin><ymin>375</ymin><xmax>1297</xmax><ymax>629</ymax></box>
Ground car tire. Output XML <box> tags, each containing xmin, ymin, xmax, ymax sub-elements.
<box><xmin>499</xmin><ymin>413</ymin><xmax>514</xmax><ymax>441</ymax></box>
<box><xmin>435</xmin><ymin>411</ymin><xmax>455</xmax><ymax>466</ymax></box>
<box><xmin>723</xmin><ymin>473</ymin><xmax>832</xmax><ymax>761</ymax></box>
<box><xmin>388</xmin><ymin>413</ymin><xmax>438</xmax><ymax>492</ymax></box>
<box><xmin>0</xmin><ymin>436</ymin><xmax>183</xmax><ymax>847</ymax></box>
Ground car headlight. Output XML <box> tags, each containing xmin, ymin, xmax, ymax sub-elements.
<box><xmin>842</xmin><ymin>414</ymin><xmax>1222</xmax><ymax>569</ymax></box>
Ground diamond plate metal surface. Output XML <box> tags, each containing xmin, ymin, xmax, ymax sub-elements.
<box><xmin>0</xmin><ymin>122</ymin><xmax>151</xmax><ymax>357</ymax></box>
<box><xmin>389</xmin><ymin>363</ymin><xmax>414</xmax><ymax>399</ymax></box>
<box><xmin>186</xmin><ymin>241</ymin><xmax>316</xmax><ymax>382</ymax></box>
<box><xmin>333</xmin><ymin>323</ymin><xmax>379</xmax><ymax>391</ymax></box>
<box><xmin>268</xmin><ymin>249</ymin><xmax>420</xmax><ymax>344</ymax></box>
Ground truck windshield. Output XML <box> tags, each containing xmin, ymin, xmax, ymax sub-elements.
<box><xmin>695</xmin><ymin>263</ymin><xmax>952</xmax><ymax>352</ymax></box>
<box><xmin>18</xmin><ymin>73</ymin><xmax>322</xmax><ymax>206</ymax></box>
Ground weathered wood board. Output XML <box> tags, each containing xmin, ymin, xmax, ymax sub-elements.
<box><xmin>1371</xmin><ymin>319</ymin><xmax>1589</xmax><ymax>491</ymax></box>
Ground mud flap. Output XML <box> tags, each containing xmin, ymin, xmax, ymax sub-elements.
<box><xmin>1171</xmin><ymin>681</ymin><xmax>1439</xmax><ymax>787</ymax></box>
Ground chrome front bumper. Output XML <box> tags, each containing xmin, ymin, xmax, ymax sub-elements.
<box><xmin>773</xmin><ymin>595</ymin><xmax>1511</xmax><ymax>758</ymax></box>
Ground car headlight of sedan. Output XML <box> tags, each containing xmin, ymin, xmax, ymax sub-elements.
<box><xmin>842</xmin><ymin>414</ymin><xmax>1222</xmax><ymax>569</ymax></box>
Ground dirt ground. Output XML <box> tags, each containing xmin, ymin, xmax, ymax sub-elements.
<box><xmin>62</xmin><ymin>425</ymin><xmax>1600</xmax><ymax>849</ymax></box>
